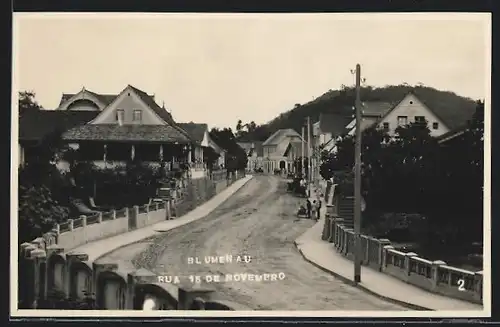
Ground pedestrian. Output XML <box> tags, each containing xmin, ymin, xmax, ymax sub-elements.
<box><xmin>306</xmin><ymin>199</ymin><xmax>312</xmax><ymax>218</ymax></box>
<box><xmin>312</xmin><ymin>200</ymin><xmax>317</xmax><ymax>220</ymax></box>
<box><xmin>317</xmin><ymin>198</ymin><xmax>322</xmax><ymax>220</ymax></box>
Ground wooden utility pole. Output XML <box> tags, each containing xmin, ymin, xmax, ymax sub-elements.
<box><xmin>306</xmin><ymin>116</ymin><xmax>312</xmax><ymax>195</ymax></box>
<box><xmin>301</xmin><ymin>126</ymin><xmax>305</xmax><ymax>178</ymax></box>
<box><xmin>354</xmin><ymin>63</ymin><xmax>362</xmax><ymax>284</ymax></box>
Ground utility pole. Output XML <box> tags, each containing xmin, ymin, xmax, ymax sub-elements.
<box><xmin>354</xmin><ymin>63</ymin><xmax>363</xmax><ymax>284</ymax></box>
<box><xmin>306</xmin><ymin>116</ymin><xmax>312</xmax><ymax>196</ymax></box>
<box><xmin>301</xmin><ymin>126</ymin><xmax>305</xmax><ymax>178</ymax></box>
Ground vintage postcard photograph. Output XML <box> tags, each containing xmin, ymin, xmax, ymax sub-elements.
<box><xmin>11</xmin><ymin>12</ymin><xmax>491</xmax><ymax>318</ymax></box>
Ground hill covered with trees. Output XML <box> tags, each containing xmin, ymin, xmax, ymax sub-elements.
<box><xmin>235</xmin><ymin>84</ymin><xmax>479</xmax><ymax>142</ymax></box>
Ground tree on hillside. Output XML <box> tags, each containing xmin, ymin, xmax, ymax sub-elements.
<box><xmin>19</xmin><ymin>90</ymin><xmax>42</xmax><ymax>117</ymax></box>
<box><xmin>236</xmin><ymin>120</ymin><xmax>243</xmax><ymax>132</ymax></box>
<box><xmin>209</xmin><ymin>127</ymin><xmax>248</xmax><ymax>172</ymax></box>
<box><xmin>248</xmin><ymin>121</ymin><xmax>257</xmax><ymax>133</ymax></box>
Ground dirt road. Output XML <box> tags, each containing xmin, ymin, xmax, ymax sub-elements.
<box><xmin>100</xmin><ymin>176</ymin><xmax>406</xmax><ymax>311</ymax></box>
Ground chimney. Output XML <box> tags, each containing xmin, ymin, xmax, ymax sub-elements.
<box><xmin>118</xmin><ymin>113</ymin><xmax>123</xmax><ymax>126</ymax></box>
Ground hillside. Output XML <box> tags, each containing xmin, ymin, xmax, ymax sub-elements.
<box><xmin>238</xmin><ymin>84</ymin><xmax>479</xmax><ymax>142</ymax></box>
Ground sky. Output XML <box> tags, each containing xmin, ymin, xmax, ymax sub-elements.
<box><xmin>13</xmin><ymin>13</ymin><xmax>490</xmax><ymax>129</ymax></box>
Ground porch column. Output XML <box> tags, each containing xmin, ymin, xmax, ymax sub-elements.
<box><xmin>159</xmin><ymin>144</ymin><xmax>164</xmax><ymax>161</ymax></box>
<box><xmin>187</xmin><ymin>144</ymin><xmax>192</xmax><ymax>163</ymax></box>
<box><xmin>103</xmin><ymin>144</ymin><xmax>107</xmax><ymax>162</ymax></box>
<box><xmin>131</xmin><ymin>144</ymin><xmax>135</xmax><ymax>161</ymax></box>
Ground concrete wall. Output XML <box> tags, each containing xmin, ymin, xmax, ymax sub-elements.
<box><xmin>321</xmin><ymin>187</ymin><xmax>483</xmax><ymax>305</ymax></box>
<box><xmin>18</xmin><ymin>171</ymin><xmax>247</xmax><ymax>311</ymax></box>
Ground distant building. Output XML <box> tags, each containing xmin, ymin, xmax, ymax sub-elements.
<box><xmin>237</xmin><ymin>141</ymin><xmax>264</xmax><ymax>172</ymax></box>
<box><xmin>312</xmin><ymin>112</ymin><xmax>353</xmax><ymax>153</ymax></box>
<box><xmin>262</xmin><ymin>128</ymin><xmax>302</xmax><ymax>173</ymax></box>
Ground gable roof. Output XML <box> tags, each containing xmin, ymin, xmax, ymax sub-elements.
<box><xmin>177</xmin><ymin>123</ymin><xmax>208</xmax><ymax>144</ymax></box>
<box><xmin>236</xmin><ymin>142</ymin><xmax>253</xmax><ymax>152</ymax></box>
<box><xmin>411</xmin><ymin>90</ymin><xmax>476</xmax><ymax>130</ymax></box>
<box><xmin>59</xmin><ymin>91</ymin><xmax>117</xmax><ymax>108</ymax></box>
<box><xmin>318</xmin><ymin>113</ymin><xmax>353</xmax><ymax>138</ymax></box>
<box><xmin>283</xmin><ymin>141</ymin><xmax>302</xmax><ymax>157</ymax></box>
<box><xmin>19</xmin><ymin>109</ymin><xmax>98</xmax><ymax>142</ymax></box>
<box><xmin>262</xmin><ymin>128</ymin><xmax>301</xmax><ymax>146</ymax></box>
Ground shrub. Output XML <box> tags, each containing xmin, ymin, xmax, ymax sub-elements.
<box><xmin>18</xmin><ymin>184</ymin><xmax>70</xmax><ymax>244</ymax></box>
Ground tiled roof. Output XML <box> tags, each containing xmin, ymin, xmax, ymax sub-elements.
<box><xmin>62</xmin><ymin>124</ymin><xmax>191</xmax><ymax>143</ymax></box>
<box><xmin>318</xmin><ymin>113</ymin><xmax>353</xmax><ymax>137</ymax></box>
<box><xmin>19</xmin><ymin>109</ymin><xmax>98</xmax><ymax>141</ymax></box>
<box><xmin>362</xmin><ymin>101</ymin><xmax>394</xmax><ymax>117</ymax></box>
<box><xmin>410</xmin><ymin>90</ymin><xmax>476</xmax><ymax>130</ymax></box>
<box><xmin>177</xmin><ymin>123</ymin><xmax>208</xmax><ymax>144</ymax></box>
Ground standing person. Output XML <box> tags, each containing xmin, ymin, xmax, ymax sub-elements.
<box><xmin>306</xmin><ymin>199</ymin><xmax>312</xmax><ymax>219</ymax></box>
<box><xmin>317</xmin><ymin>197</ymin><xmax>322</xmax><ymax>220</ymax></box>
<box><xmin>312</xmin><ymin>200</ymin><xmax>318</xmax><ymax>220</ymax></box>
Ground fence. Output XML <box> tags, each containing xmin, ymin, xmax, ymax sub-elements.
<box><xmin>322</xmin><ymin>203</ymin><xmax>483</xmax><ymax>305</ymax></box>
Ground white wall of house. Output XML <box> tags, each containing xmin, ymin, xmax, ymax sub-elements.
<box><xmin>378</xmin><ymin>94</ymin><xmax>450</xmax><ymax>137</ymax></box>
<box><xmin>90</xmin><ymin>87</ymin><xmax>165</xmax><ymax>125</ymax></box>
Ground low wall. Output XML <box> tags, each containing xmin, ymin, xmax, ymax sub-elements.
<box><xmin>322</xmin><ymin>195</ymin><xmax>483</xmax><ymax>305</ymax></box>
<box><xmin>17</xmin><ymin>171</ymin><xmax>247</xmax><ymax>311</ymax></box>
<box><xmin>18</xmin><ymin>243</ymin><xmax>247</xmax><ymax>310</ymax></box>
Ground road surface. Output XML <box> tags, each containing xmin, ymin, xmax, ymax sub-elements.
<box><xmin>100</xmin><ymin>175</ymin><xmax>406</xmax><ymax>311</ymax></box>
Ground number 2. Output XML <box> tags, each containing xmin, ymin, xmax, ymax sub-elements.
<box><xmin>457</xmin><ymin>279</ymin><xmax>465</xmax><ymax>291</ymax></box>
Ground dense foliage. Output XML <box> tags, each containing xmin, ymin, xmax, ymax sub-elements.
<box><xmin>209</xmin><ymin>127</ymin><xmax>248</xmax><ymax>172</ymax></box>
<box><xmin>18</xmin><ymin>92</ymin><xmax>72</xmax><ymax>243</ymax></box>
<box><xmin>320</xmin><ymin>101</ymin><xmax>484</xmax><ymax>246</ymax></box>
<box><xmin>72</xmin><ymin>161</ymin><xmax>163</xmax><ymax>208</ymax></box>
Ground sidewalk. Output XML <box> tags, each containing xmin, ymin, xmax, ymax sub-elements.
<box><xmin>294</xmin><ymin>214</ymin><xmax>483</xmax><ymax>312</ymax></box>
<box><xmin>69</xmin><ymin>175</ymin><xmax>253</xmax><ymax>262</ymax></box>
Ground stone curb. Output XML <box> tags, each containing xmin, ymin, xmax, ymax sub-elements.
<box><xmin>293</xmin><ymin>239</ymin><xmax>433</xmax><ymax>311</ymax></box>
<box><xmin>92</xmin><ymin>175</ymin><xmax>254</xmax><ymax>262</ymax></box>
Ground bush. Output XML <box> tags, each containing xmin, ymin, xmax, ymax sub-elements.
<box><xmin>72</xmin><ymin>161</ymin><xmax>162</xmax><ymax>208</ymax></box>
<box><xmin>18</xmin><ymin>184</ymin><xmax>70</xmax><ymax>243</ymax></box>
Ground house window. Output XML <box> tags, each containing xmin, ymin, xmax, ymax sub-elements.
<box><xmin>382</xmin><ymin>122</ymin><xmax>389</xmax><ymax>131</ymax></box>
<box><xmin>133</xmin><ymin>110</ymin><xmax>142</xmax><ymax>123</ymax></box>
<box><xmin>432</xmin><ymin>122</ymin><xmax>439</xmax><ymax>130</ymax></box>
<box><xmin>116</xmin><ymin>109</ymin><xmax>124</xmax><ymax>123</ymax></box>
<box><xmin>415</xmin><ymin>116</ymin><xmax>426</xmax><ymax>125</ymax></box>
<box><xmin>397</xmin><ymin>116</ymin><xmax>408</xmax><ymax>126</ymax></box>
